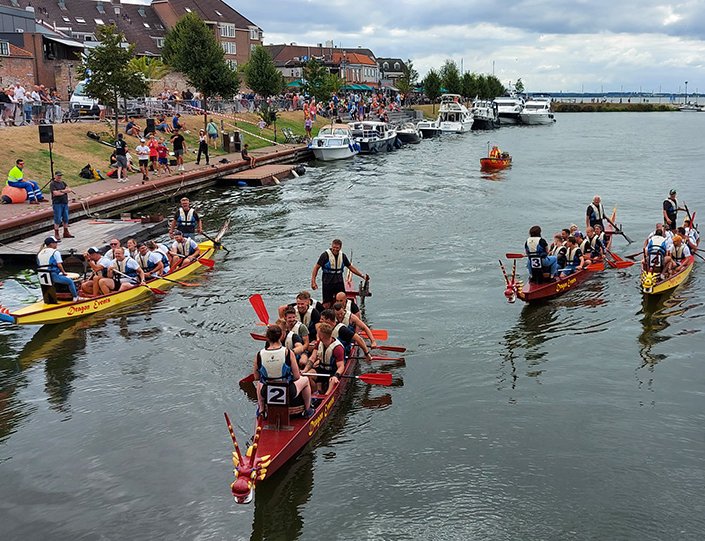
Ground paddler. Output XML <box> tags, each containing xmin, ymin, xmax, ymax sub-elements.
<box><xmin>585</xmin><ymin>195</ymin><xmax>607</xmax><ymax>231</ymax></box>
<box><xmin>306</xmin><ymin>322</ymin><xmax>346</xmax><ymax>395</ymax></box>
<box><xmin>283</xmin><ymin>307</ymin><xmax>310</xmax><ymax>368</ymax></box>
<box><xmin>665</xmin><ymin>234</ymin><xmax>691</xmax><ymax>277</ymax></box>
<box><xmin>334</xmin><ymin>291</ymin><xmax>360</xmax><ymax>318</ymax></box>
<box><xmin>524</xmin><ymin>225</ymin><xmax>558</xmax><ymax>281</ymax></box>
<box><xmin>682</xmin><ymin>219</ymin><xmax>700</xmax><ymax>251</ymax></box>
<box><xmin>318</xmin><ymin>309</ymin><xmax>372</xmax><ymax>358</ymax></box>
<box><xmin>662</xmin><ymin>189</ymin><xmax>685</xmax><ymax>232</ymax></box>
<box><xmin>584</xmin><ymin>226</ymin><xmax>605</xmax><ymax>262</ymax></box>
<box><xmin>254</xmin><ymin>324</ymin><xmax>314</xmax><ymax>418</ymax></box>
<box><xmin>489</xmin><ymin>145</ymin><xmax>501</xmax><ymax>158</ymax></box>
<box><xmin>333</xmin><ymin>302</ymin><xmax>377</xmax><ymax>348</ymax></box>
<box><xmin>311</xmin><ymin>239</ymin><xmax>368</xmax><ymax>308</ymax></box>
<box><xmin>37</xmin><ymin>236</ymin><xmax>82</xmax><ymax>302</ymax></box>
<box><xmin>135</xmin><ymin>242</ymin><xmax>165</xmax><ymax>277</ymax></box>
<box><xmin>594</xmin><ymin>223</ymin><xmax>612</xmax><ymax>252</ymax></box>
<box><xmin>98</xmin><ymin>247</ymin><xmax>146</xmax><ymax>294</ymax></box>
<box><xmin>278</xmin><ymin>291</ymin><xmax>321</xmax><ymax>342</ymax></box>
<box><xmin>549</xmin><ymin>233</ymin><xmax>567</xmax><ymax>270</ymax></box>
<box><xmin>81</xmin><ymin>246</ymin><xmax>112</xmax><ymax>296</ymax></box>
<box><xmin>560</xmin><ymin>236</ymin><xmax>586</xmax><ymax>276</ymax></box>
<box><xmin>642</xmin><ymin>226</ymin><xmax>669</xmax><ymax>273</ymax></box>
<box><xmin>169</xmin><ymin>230</ymin><xmax>201</xmax><ymax>270</ymax></box>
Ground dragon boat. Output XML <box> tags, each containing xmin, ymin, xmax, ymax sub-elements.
<box><xmin>640</xmin><ymin>255</ymin><xmax>695</xmax><ymax>296</ymax></box>
<box><xmin>0</xmin><ymin>239</ymin><xmax>220</xmax><ymax>326</ymax></box>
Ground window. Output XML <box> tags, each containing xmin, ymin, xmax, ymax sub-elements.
<box><xmin>250</xmin><ymin>43</ymin><xmax>256</xmax><ymax>52</ymax></box>
<box><xmin>220</xmin><ymin>24</ymin><xmax>236</xmax><ymax>38</ymax></box>
<box><xmin>226</xmin><ymin>59</ymin><xmax>237</xmax><ymax>69</ymax></box>
<box><xmin>75</xmin><ymin>17</ymin><xmax>86</xmax><ymax>24</ymax></box>
<box><xmin>383</xmin><ymin>61</ymin><xmax>389</xmax><ymax>70</ymax></box>
<box><xmin>62</xmin><ymin>16</ymin><xmax>70</xmax><ymax>22</ymax></box>
<box><xmin>394</xmin><ymin>62</ymin><xmax>400</xmax><ymax>70</ymax></box>
<box><xmin>215</xmin><ymin>10</ymin><xmax>223</xmax><ymax>17</ymax></box>
<box><xmin>143</xmin><ymin>22</ymin><xmax>150</xmax><ymax>28</ymax></box>
<box><xmin>0</xmin><ymin>41</ymin><xmax>9</xmax><ymax>56</ymax></box>
<box><xmin>138</xmin><ymin>7</ymin><xmax>146</xmax><ymax>17</ymax></box>
<box><xmin>185</xmin><ymin>7</ymin><xmax>192</xmax><ymax>12</ymax></box>
<box><xmin>222</xmin><ymin>41</ymin><xmax>236</xmax><ymax>55</ymax></box>
<box><xmin>249</xmin><ymin>27</ymin><xmax>259</xmax><ymax>40</ymax></box>
<box><xmin>96</xmin><ymin>2</ymin><xmax>105</xmax><ymax>14</ymax></box>
<box><xmin>155</xmin><ymin>37</ymin><xmax>165</xmax><ymax>48</ymax></box>
<box><xmin>94</xmin><ymin>18</ymin><xmax>104</xmax><ymax>25</ymax></box>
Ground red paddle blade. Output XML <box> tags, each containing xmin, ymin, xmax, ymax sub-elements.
<box><xmin>370</xmin><ymin>355</ymin><xmax>404</xmax><ymax>362</ymax></box>
<box><xmin>586</xmin><ymin>262</ymin><xmax>605</xmax><ymax>271</ymax></box>
<box><xmin>614</xmin><ymin>260</ymin><xmax>635</xmax><ymax>268</ymax></box>
<box><xmin>249</xmin><ymin>294</ymin><xmax>270</xmax><ymax>325</ymax></box>
<box><xmin>198</xmin><ymin>258</ymin><xmax>215</xmax><ymax>268</ymax></box>
<box><xmin>148</xmin><ymin>286</ymin><xmax>167</xmax><ymax>295</ymax></box>
<box><xmin>505</xmin><ymin>253</ymin><xmax>525</xmax><ymax>259</ymax></box>
<box><xmin>368</xmin><ymin>329</ymin><xmax>388</xmax><ymax>340</ymax></box>
<box><xmin>375</xmin><ymin>345</ymin><xmax>406</xmax><ymax>353</ymax></box>
<box><xmin>358</xmin><ymin>373</ymin><xmax>393</xmax><ymax>386</ymax></box>
<box><xmin>250</xmin><ymin>332</ymin><xmax>267</xmax><ymax>341</ymax></box>
<box><xmin>239</xmin><ymin>373</ymin><xmax>255</xmax><ymax>385</ymax></box>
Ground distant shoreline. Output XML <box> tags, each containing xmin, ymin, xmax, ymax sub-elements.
<box><xmin>553</xmin><ymin>102</ymin><xmax>678</xmax><ymax>112</ymax></box>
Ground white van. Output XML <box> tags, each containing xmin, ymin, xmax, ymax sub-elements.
<box><xmin>69</xmin><ymin>80</ymin><xmax>100</xmax><ymax>112</ymax></box>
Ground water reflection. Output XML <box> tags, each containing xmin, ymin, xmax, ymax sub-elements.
<box><xmin>637</xmin><ymin>292</ymin><xmax>696</xmax><ymax>369</ymax></box>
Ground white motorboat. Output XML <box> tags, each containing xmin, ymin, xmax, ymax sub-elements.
<box><xmin>471</xmin><ymin>98</ymin><xmax>500</xmax><ymax>130</ymax></box>
<box><xmin>437</xmin><ymin>94</ymin><xmax>474</xmax><ymax>133</ymax></box>
<box><xmin>395</xmin><ymin>122</ymin><xmax>423</xmax><ymax>144</ymax></box>
<box><xmin>493</xmin><ymin>95</ymin><xmax>524</xmax><ymax>125</ymax></box>
<box><xmin>416</xmin><ymin>118</ymin><xmax>442</xmax><ymax>138</ymax></box>
<box><xmin>310</xmin><ymin>124</ymin><xmax>359</xmax><ymax>161</ymax></box>
<box><xmin>348</xmin><ymin>121</ymin><xmax>398</xmax><ymax>153</ymax></box>
<box><xmin>519</xmin><ymin>97</ymin><xmax>556</xmax><ymax>125</ymax></box>
<box><xmin>679</xmin><ymin>102</ymin><xmax>703</xmax><ymax>112</ymax></box>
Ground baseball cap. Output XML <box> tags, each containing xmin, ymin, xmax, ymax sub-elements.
<box><xmin>44</xmin><ymin>236</ymin><xmax>60</xmax><ymax>245</ymax></box>
<box><xmin>173</xmin><ymin>229</ymin><xmax>183</xmax><ymax>236</ymax></box>
<box><xmin>669</xmin><ymin>189</ymin><xmax>677</xmax><ymax>195</ymax></box>
<box><xmin>140</xmin><ymin>138</ymin><xmax>146</xmax><ymax>142</ymax></box>
<box><xmin>87</xmin><ymin>246</ymin><xmax>100</xmax><ymax>255</ymax></box>
<box><xmin>54</xmin><ymin>170</ymin><xmax>63</xmax><ymax>176</ymax></box>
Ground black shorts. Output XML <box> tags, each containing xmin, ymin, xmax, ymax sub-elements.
<box><xmin>139</xmin><ymin>159</ymin><xmax>149</xmax><ymax>167</ymax></box>
<box><xmin>315</xmin><ymin>367</ymin><xmax>335</xmax><ymax>392</ymax></box>
<box><xmin>260</xmin><ymin>381</ymin><xmax>299</xmax><ymax>403</ymax></box>
<box><xmin>321</xmin><ymin>277</ymin><xmax>345</xmax><ymax>303</ymax></box>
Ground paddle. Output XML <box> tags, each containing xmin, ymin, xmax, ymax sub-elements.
<box><xmin>366</xmin><ymin>329</ymin><xmax>388</xmax><ymax>341</ymax></box>
<box><xmin>301</xmin><ymin>371</ymin><xmax>393</xmax><ymax>386</ymax></box>
<box><xmin>625</xmin><ymin>250</ymin><xmax>644</xmax><ymax>260</ymax></box>
<box><xmin>693</xmin><ymin>251</ymin><xmax>705</xmax><ymax>263</ymax></box>
<box><xmin>113</xmin><ymin>269</ymin><xmax>167</xmax><ymax>295</ymax></box>
<box><xmin>606</xmin><ymin>249</ymin><xmax>635</xmax><ymax>268</ymax></box>
<box><xmin>239</xmin><ymin>373</ymin><xmax>256</xmax><ymax>385</ymax></box>
<box><xmin>202</xmin><ymin>230</ymin><xmax>230</xmax><ymax>253</ymax></box>
<box><xmin>173</xmin><ymin>253</ymin><xmax>216</xmax><ymax>268</ymax></box>
<box><xmin>152</xmin><ymin>274</ymin><xmax>200</xmax><ymax>287</ymax></box>
<box><xmin>505</xmin><ymin>252</ymin><xmax>525</xmax><ymax>259</ymax></box>
<box><xmin>604</xmin><ymin>216</ymin><xmax>634</xmax><ymax>244</ymax></box>
<box><xmin>556</xmin><ymin>262</ymin><xmax>605</xmax><ymax>273</ymax></box>
<box><xmin>249</xmin><ymin>294</ymin><xmax>270</xmax><ymax>325</ymax></box>
<box><xmin>374</xmin><ymin>345</ymin><xmax>406</xmax><ymax>353</ymax></box>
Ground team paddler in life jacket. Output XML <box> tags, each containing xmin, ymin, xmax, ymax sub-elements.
<box><xmin>311</xmin><ymin>239</ymin><xmax>369</xmax><ymax>309</ymax></box>
<box><xmin>641</xmin><ymin>226</ymin><xmax>670</xmax><ymax>274</ymax></box>
<box><xmin>582</xmin><ymin>227</ymin><xmax>605</xmax><ymax>263</ymax></box>
<box><xmin>525</xmin><ymin>226</ymin><xmax>558</xmax><ymax>281</ymax></box>
<box><xmin>36</xmin><ymin>236</ymin><xmax>82</xmax><ymax>302</ymax></box>
<box><xmin>278</xmin><ymin>290</ymin><xmax>322</xmax><ymax>343</ymax></box>
<box><xmin>169</xmin><ymin>230</ymin><xmax>201</xmax><ymax>270</ymax></box>
<box><xmin>253</xmin><ymin>324</ymin><xmax>314</xmax><ymax>419</ymax></box>
<box><xmin>283</xmin><ymin>307</ymin><xmax>310</xmax><ymax>368</ymax></box>
<box><xmin>306</xmin><ymin>322</ymin><xmax>347</xmax><ymax>395</ymax></box>
<box><xmin>318</xmin><ymin>309</ymin><xmax>373</xmax><ymax>359</ymax></box>
<box><xmin>98</xmin><ymin>247</ymin><xmax>146</xmax><ymax>294</ymax></box>
<box><xmin>664</xmin><ymin>234</ymin><xmax>691</xmax><ymax>277</ymax></box>
<box><xmin>682</xmin><ymin>219</ymin><xmax>700</xmax><ymax>251</ymax></box>
<box><xmin>169</xmin><ymin>197</ymin><xmax>203</xmax><ymax>239</ymax></box>
<box><xmin>332</xmin><ymin>302</ymin><xmax>377</xmax><ymax>348</ymax></box>
<box><xmin>81</xmin><ymin>246</ymin><xmax>113</xmax><ymax>296</ymax></box>
<box><xmin>560</xmin><ymin>236</ymin><xmax>586</xmax><ymax>276</ymax></box>
<box><xmin>135</xmin><ymin>242</ymin><xmax>166</xmax><ymax>277</ymax></box>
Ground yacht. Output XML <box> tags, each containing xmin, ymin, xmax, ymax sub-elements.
<box><xmin>416</xmin><ymin>118</ymin><xmax>442</xmax><ymax>138</ymax></box>
<box><xmin>348</xmin><ymin>121</ymin><xmax>398</xmax><ymax>153</ymax></box>
<box><xmin>493</xmin><ymin>95</ymin><xmax>524</xmax><ymax>125</ymax></box>
<box><xmin>395</xmin><ymin>122</ymin><xmax>423</xmax><ymax>144</ymax></box>
<box><xmin>519</xmin><ymin>97</ymin><xmax>556</xmax><ymax>125</ymax></box>
<box><xmin>310</xmin><ymin>124</ymin><xmax>359</xmax><ymax>161</ymax></box>
<box><xmin>437</xmin><ymin>94</ymin><xmax>474</xmax><ymax>133</ymax></box>
<box><xmin>471</xmin><ymin>99</ymin><xmax>500</xmax><ymax>130</ymax></box>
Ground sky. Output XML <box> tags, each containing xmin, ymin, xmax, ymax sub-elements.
<box><xmin>226</xmin><ymin>0</ymin><xmax>705</xmax><ymax>95</ymax></box>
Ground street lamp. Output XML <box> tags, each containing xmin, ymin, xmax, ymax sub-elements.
<box><xmin>685</xmin><ymin>80</ymin><xmax>688</xmax><ymax>104</ymax></box>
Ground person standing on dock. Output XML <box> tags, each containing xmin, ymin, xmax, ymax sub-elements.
<box><xmin>585</xmin><ymin>195</ymin><xmax>606</xmax><ymax>231</ymax></box>
<box><xmin>170</xmin><ymin>129</ymin><xmax>187</xmax><ymax>172</ymax></box>
<box><xmin>115</xmin><ymin>134</ymin><xmax>129</xmax><ymax>183</ymax></box>
<box><xmin>50</xmin><ymin>171</ymin><xmax>74</xmax><ymax>239</ymax></box>
<box><xmin>311</xmin><ymin>239</ymin><xmax>369</xmax><ymax>308</ymax></box>
<box><xmin>169</xmin><ymin>197</ymin><xmax>202</xmax><ymax>239</ymax></box>
<box><xmin>196</xmin><ymin>129</ymin><xmax>209</xmax><ymax>165</ymax></box>
<box><xmin>6</xmin><ymin>159</ymin><xmax>45</xmax><ymax>204</ymax></box>
<box><xmin>663</xmin><ymin>189</ymin><xmax>685</xmax><ymax>232</ymax></box>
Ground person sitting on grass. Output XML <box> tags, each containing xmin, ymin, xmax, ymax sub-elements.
<box><xmin>125</xmin><ymin>117</ymin><xmax>141</xmax><ymax>137</ymax></box>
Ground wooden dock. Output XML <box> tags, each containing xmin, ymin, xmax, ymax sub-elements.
<box><xmin>0</xmin><ymin>218</ymin><xmax>167</xmax><ymax>265</ymax></box>
<box><xmin>219</xmin><ymin>164</ymin><xmax>298</xmax><ymax>187</ymax></box>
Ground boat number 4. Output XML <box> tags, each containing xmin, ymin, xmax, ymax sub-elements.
<box><xmin>266</xmin><ymin>385</ymin><xmax>288</xmax><ymax>405</ymax></box>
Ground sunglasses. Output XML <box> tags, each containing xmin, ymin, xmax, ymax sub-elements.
<box><xmin>110</xmin><ymin>242</ymin><xmax>119</xmax><ymax>246</ymax></box>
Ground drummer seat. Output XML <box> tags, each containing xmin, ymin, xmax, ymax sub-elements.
<box><xmin>262</xmin><ymin>382</ymin><xmax>305</xmax><ymax>430</ymax></box>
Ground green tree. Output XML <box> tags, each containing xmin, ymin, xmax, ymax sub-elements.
<box><xmin>81</xmin><ymin>25</ymin><xmax>149</xmax><ymax>138</ymax></box>
<box><xmin>396</xmin><ymin>59</ymin><xmax>418</xmax><ymax>101</ymax></box>
<box><xmin>514</xmin><ymin>78</ymin><xmax>525</xmax><ymax>94</ymax></box>
<box><xmin>162</xmin><ymin>12</ymin><xmax>240</xmax><ymax>130</ymax></box>
<box><xmin>485</xmin><ymin>75</ymin><xmax>506</xmax><ymax>98</ymax></box>
<box><xmin>423</xmin><ymin>69</ymin><xmax>442</xmax><ymax>114</ymax></box>
<box><xmin>302</xmin><ymin>58</ymin><xmax>331</xmax><ymax>103</ymax></box>
<box><xmin>440</xmin><ymin>60</ymin><xmax>462</xmax><ymax>95</ymax></box>
<box><xmin>128</xmin><ymin>56</ymin><xmax>170</xmax><ymax>82</ymax></box>
<box><xmin>462</xmin><ymin>72</ymin><xmax>479</xmax><ymax>100</ymax></box>
<box><xmin>244</xmin><ymin>45</ymin><xmax>284</xmax><ymax>98</ymax></box>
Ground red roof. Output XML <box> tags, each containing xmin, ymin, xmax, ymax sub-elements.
<box><xmin>8</xmin><ymin>43</ymin><xmax>33</xmax><ymax>58</ymax></box>
<box><xmin>332</xmin><ymin>51</ymin><xmax>375</xmax><ymax>66</ymax></box>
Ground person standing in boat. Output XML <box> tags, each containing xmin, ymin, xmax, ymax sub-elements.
<box><xmin>524</xmin><ymin>226</ymin><xmax>558</xmax><ymax>281</ymax></box>
<box><xmin>254</xmin><ymin>324</ymin><xmax>314</xmax><ymax>418</ymax></box>
<box><xmin>311</xmin><ymin>239</ymin><xmax>369</xmax><ymax>308</ymax></box>
<box><xmin>169</xmin><ymin>197</ymin><xmax>202</xmax><ymax>239</ymax></box>
<box><xmin>663</xmin><ymin>189</ymin><xmax>685</xmax><ymax>232</ymax></box>
<box><xmin>489</xmin><ymin>145</ymin><xmax>501</xmax><ymax>159</ymax></box>
<box><xmin>37</xmin><ymin>236</ymin><xmax>81</xmax><ymax>302</ymax></box>
<box><xmin>585</xmin><ymin>195</ymin><xmax>607</xmax><ymax>231</ymax></box>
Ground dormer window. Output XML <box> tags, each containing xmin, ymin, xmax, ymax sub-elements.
<box><xmin>138</xmin><ymin>7</ymin><xmax>146</xmax><ymax>17</ymax></box>
<box><xmin>185</xmin><ymin>7</ymin><xmax>192</xmax><ymax>12</ymax></box>
<box><xmin>75</xmin><ymin>17</ymin><xmax>86</xmax><ymax>24</ymax></box>
<box><xmin>383</xmin><ymin>62</ymin><xmax>389</xmax><ymax>70</ymax></box>
<box><xmin>394</xmin><ymin>62</ymin><xmax>400</xmax><ymax>70</ymax></box>
<box><xmin>95</xmin><ymin>18</ymin><xmax>104</xmax><ymax>25</ymax></box>
<box><xmin>97</xmin><ymin>2</ymin><xmax>105</xmax><ymax>14</ymax></box>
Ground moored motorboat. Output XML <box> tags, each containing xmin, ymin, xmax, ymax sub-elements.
<box><xmin>416</xmin><ymin>118</ymin><xmax>442</xmax><ymax>138</ymax></box>
<box><xmin>0</xmin><ymin>241</ymin><xmax>219</xmax><ymax>325</ymax></box>
<box><xmin>471</xmin><ymin>98</ymin><xmax>500</xmax><ymax>130</ymax></box>
<box><xmin>348</xmin><ymin>121</ymin><xmax>398</xmax><ymax>153</ymax></box>
<box><xmin>519</xmin><ymin>97</ymin><xmax>556</xmax><ymax>125</ymax></box>
<box><xmin>493</xmin><ymin>95</ymin><xmax>524</xmax><ymax>125</ymax></box>
<box><xmin>437</xmin><ymin>94</ymin><xmax>474</xmax><ymax>133</ymax></box>
<box><xmin>641</xmin><ymin>255</ymin><xmax>695</xmax><ymax>295</ymax></box>
<box><xmin>309</xmin><ymin>124</ymin><xmax>360</xmax><ymax>161</ymax></box>
<box><xmin>395</xmin><ymin>122</ymin><xmax>423</xmax><ymax>144</ymax></box>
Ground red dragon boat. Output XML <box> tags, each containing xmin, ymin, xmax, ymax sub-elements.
<box><xmin>224</xmin><ymin>275</ymin><xmax>381</xmax><ymax>504</ymax></box>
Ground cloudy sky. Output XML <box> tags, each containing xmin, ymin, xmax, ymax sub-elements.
<box><xmin>228</xmin><ymin>0</ymin><xmax>705</xmax><ymax>95</ymax></box>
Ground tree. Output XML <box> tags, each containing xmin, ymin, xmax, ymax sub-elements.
<box><xmin>462</xmin><ymin>72</ymin><xmax>479</xmax><ymax>100</ymax></box>
<box><xmin>162</xmin><ymin>12</ymin><xmax>240</xmax><ymax>130</ymax></box>
<box><xmin>128</xmin><ymin>56</ymin><xmax>170</xmax><ymax>82</ymax></box>
<box><xmin>515</xmin><ymin>78</ymin><xmax>525</xmax><ymax>94</ymax></box>
<box><xmin>440</xmin><ymin>60</ymin><xmax>462</xmax><ymax>95</ymax></box>
<box><xmin>423</xmin><ymin>69</ymin><xmax>442</xmax><ymax>113</ymax></box>
<box><xmin>81</xmin><ymin>25</ymin><xmax>149</xmax><ymax>138</ymax></box>
<box><xmin>396</xmin><ymin>59</ymin><xmax>418</xmax><ymax>101</ymax></box>
<box><xmin>244</xmin><ymin>45</ymin><xmax>284</xmax><ymax>98</ymax></box>
<box><xmin>302</xmin><ymin>58</ymin><xmax>331</xmax><ymax>103</ymax></box>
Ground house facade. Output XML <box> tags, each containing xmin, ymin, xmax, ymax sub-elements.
<box><xmin>377</xmin><ymin>57</ymin><xmax>406</xmax><ymax>86</ymax></box>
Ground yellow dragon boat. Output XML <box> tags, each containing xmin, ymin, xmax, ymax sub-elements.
<box><xmin>640</xmin><ymin>255</ymin><xmax>695</xmax><ymax>296</ymax></box>
<box><xmin>0</xmin><ymin>241</ymin><xmax>218</xmax><ymax>326</ymax></box>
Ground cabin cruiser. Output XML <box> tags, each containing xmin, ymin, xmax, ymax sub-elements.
<box><xmin>395</xmin><ymin>122</ymin><xmax>423</xmax><ymax>144</ymax></box>
<box><xmin>471</xmin><ymin>99</ymin><xmax>500</xmax><ymax>130</ymax></box>
<box><xmin>679</xmin><ymin>102</ymin><xmax>703</xmax><ymax>112</ymax></box>
<box><xmin>348</xmin><ymin>121</ymin><xmax>398</xmax><ymax>153</ymax></box>
<box><xmin>493</xmin><ymin>95</ymin><xmax>524</xmax><ymax>125</ymax></box>
<box><xmin>519</xmin><ymin>97</ymin><xmax>556</xmax><ymax>125</ymax></box>
<box><xmin>437</xmin><ymin>94</ymin><xmax>474</xmax><ymax>133</ymax></box>
<box><xmin>416</xmin><ymin>118</ymin><xmax>442</xmax><ymax>138</ymax></box>
<box><xmin>310</xmin><ymin>124</ymin><xmax>360</xmax><ymax>161</ymax></box>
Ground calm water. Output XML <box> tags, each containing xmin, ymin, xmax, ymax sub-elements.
<box><xmin>1</xmin><ymin>113</ymin><xmax>703</xmax><ymax>540</ymax></box>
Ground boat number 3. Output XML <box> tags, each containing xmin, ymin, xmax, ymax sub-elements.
<box><xmin>529</xmin><ymin>257</ymin><xmax>542</xmax><ymax>269</ymax></box>
<box><xmin>38</xmin><ymin>271</ymin><xmax>53</xmax><ymax>286</ymax></box>
<box><xmin>266</xmin><ymin>385</ymin><xmax>287</xmax><ymax>405</ymax></box>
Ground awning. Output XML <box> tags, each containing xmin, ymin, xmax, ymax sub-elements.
<box><xmin>43</xmin><ymin>35</ymin><xmax>85</xmax><ymax>49</ymax></box>
<box><xmin>287</xmin><ymin>79</ymin><xmax>303</xmax><ymax>87</ymax></box>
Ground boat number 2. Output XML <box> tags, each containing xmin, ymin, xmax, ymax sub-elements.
<box><xmin>38</xmin><ymin>271</ymin><xmax>53</xmax><ymax>286</ymax></box>
<box><xmin>529</xmin><ymin>257</ymin><xmax>542</xmax><ymax>269</ymax></box>
<box><xmin>266</xmin><ymin>385</ymin><xmax>287</xmax><ymax>405</ymax></box>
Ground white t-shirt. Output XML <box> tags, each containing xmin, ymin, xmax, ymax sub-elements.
<box><xmin>136</xmin><ymin>145</ymin><xmax>150</xmax><ymax>160</ymax></box>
